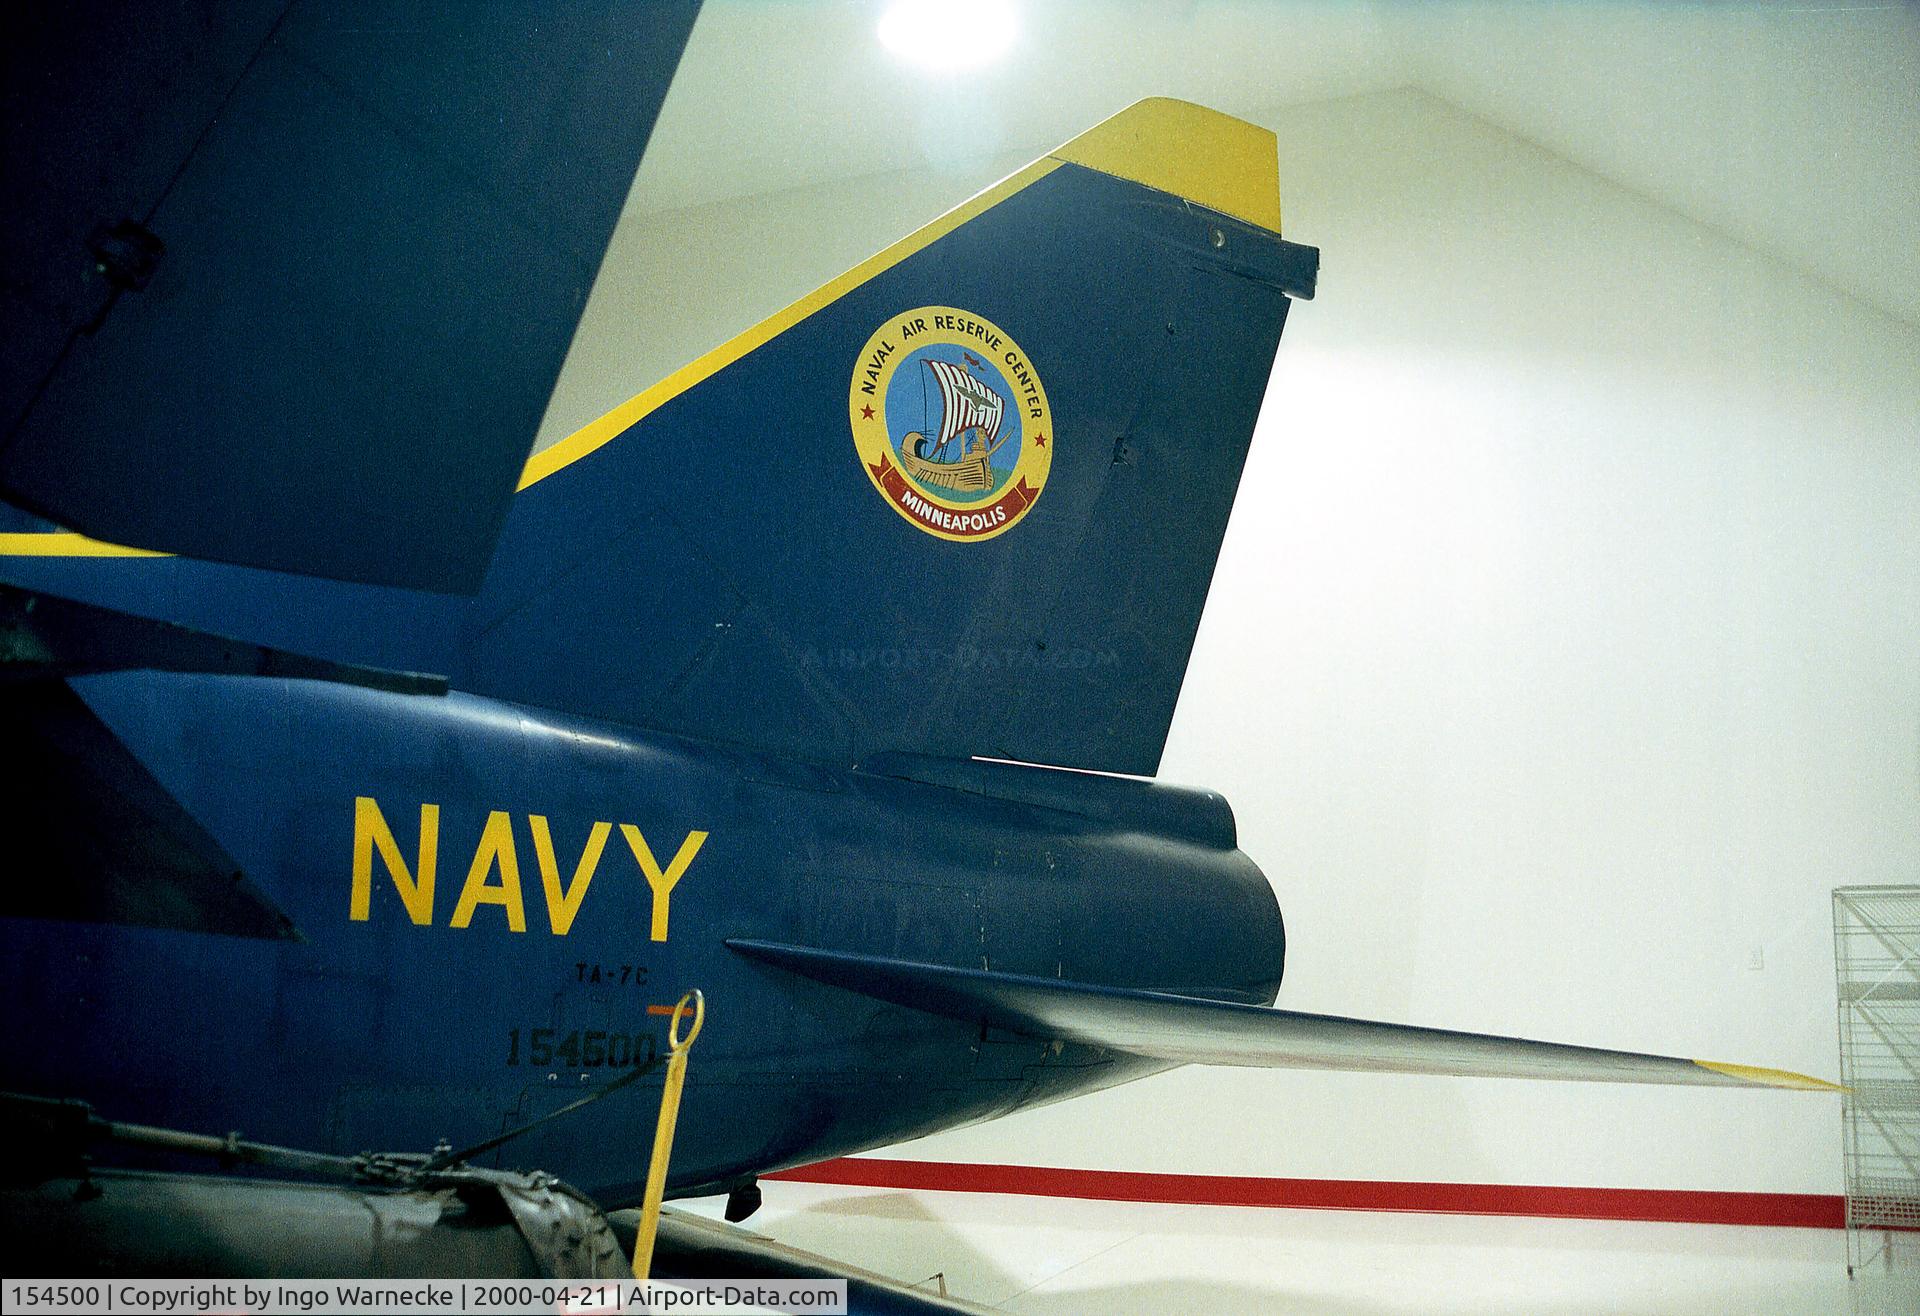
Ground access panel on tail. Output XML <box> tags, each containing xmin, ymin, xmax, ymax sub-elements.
<box><xmin>456</xmin><ymin>99</ymin><xmax>1319</xmax><ymax>776</ymax></box>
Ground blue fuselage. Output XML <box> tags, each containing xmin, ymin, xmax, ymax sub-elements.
<box><xmin>1</xmin><ymin>671</ymin><xmax>1283</xmax><ymax>1203</ymax></box>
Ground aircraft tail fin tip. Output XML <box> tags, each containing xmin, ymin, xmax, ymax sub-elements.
<box><xmin>1051</xmin><ymin>97</ymin><xmax>1286</xmax><ymax>236</ymax></box>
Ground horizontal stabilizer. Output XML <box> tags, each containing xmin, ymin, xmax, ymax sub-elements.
<box><xmin>729</xmin><ymin>940</ymin><xmax>1839</xmax><ymax>1092</ymax></box>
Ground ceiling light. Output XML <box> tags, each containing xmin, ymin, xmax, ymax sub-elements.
<box><xmin>878</xmin><ymin>0</ymin><xmax>1018</xmax><ymax>72</ymax></box>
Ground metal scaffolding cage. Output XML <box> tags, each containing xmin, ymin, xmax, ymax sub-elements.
<box><xmin>1834</xmin><ymin>885</ymin><xmax>1920</xmax><ymax>1277</ymax></box>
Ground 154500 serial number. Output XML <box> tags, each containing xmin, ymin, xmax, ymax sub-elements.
<box><xmin>506</xmin><ymin>1028</ymin><xmax>657</xmax><ymax>1068</ymax></box>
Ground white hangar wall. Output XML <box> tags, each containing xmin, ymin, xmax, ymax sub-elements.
<box><xmin>537</xmin><ymin>87</ymin><xmax>1920</xmax><ymax>1194</ymax></box>
<box><xmin>888</xmin><ymin>86</ymin><xmax>1920</xmax><ymax>1195</ymax></box>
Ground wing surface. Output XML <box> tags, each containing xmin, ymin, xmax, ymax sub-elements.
<box><xmin>0</xmin><ymin>2</ymin><xmax>702</xmax><ymax>591</ymax></box>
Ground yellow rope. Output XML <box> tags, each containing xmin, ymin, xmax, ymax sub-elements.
<box><xmin>631</xmin><ymin>989</ymin><xmax>704</xmax><ymax>1282</ymax></box>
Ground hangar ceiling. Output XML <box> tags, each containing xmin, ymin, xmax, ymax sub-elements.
<box><xmin>627</xmin><ymin>0</ymin><xmax>1920</xmax><ymax>327</ymax></box>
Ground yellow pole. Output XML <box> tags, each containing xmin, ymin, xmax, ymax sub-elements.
<box><xmin>631</xmin><ymin>989</ymin><xmax>704</xmax><ymax>1282</ymax></box>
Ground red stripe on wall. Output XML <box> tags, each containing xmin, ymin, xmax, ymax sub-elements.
<box><xmin>765</xmin><ymin>1159</ymin><xmax>1845</xmax><ymax>1229</ymax></box>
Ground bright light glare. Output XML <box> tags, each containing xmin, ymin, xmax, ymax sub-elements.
<box><xmin>878</xmin><ymin>0</ymin><xmax>1017</xmax><ymax>72</ymax></box>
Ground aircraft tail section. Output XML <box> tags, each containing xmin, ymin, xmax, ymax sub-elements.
<box><xmin>457</xmin><ymin>99</ymin><xmax>1318</xmax><ymax>776</ymax></box>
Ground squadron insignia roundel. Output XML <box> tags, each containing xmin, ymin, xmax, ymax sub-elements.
<box><xmin>849</xmin><ymin>306</ymin><xmax>1052</xmax><ymax>542</ymax></box>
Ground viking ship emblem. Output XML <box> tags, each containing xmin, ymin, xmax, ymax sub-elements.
<box><xmin>897</xmin><ymin>358</ymin><xmax>1011</xmax><ymax>495</ymax></box>
<box><xmin>849</xmin><ymin>305</ymin><xmax>1054</xmax><ymax>543</ymax></box>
